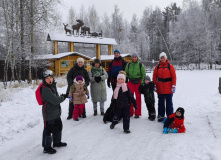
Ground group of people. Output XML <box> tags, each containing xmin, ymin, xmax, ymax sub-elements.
<box><xmin>38</xmin><ymin>50</ymin><xmax>186</xmax><ymax>154</ymax></box>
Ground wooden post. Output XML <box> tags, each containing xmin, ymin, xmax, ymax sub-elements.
<box><xmin>96</xmin><ymin>44</ymin><xmax>101</xmax><ymax>59</ymax></box>
<box><xmin>69</xmin><ymin>42</ymin><xmax>74</xmax><ymax>52</ymax></box>
<box><xmin>219</xmin><ymin>77</ymin><xmax>221</xmax><ymax>94</ymax></box>
<box><xmin>53</xmin><ymin>41</ymin><xmax>58</xmax><ymax>55</ymax></box>
<box><xmin>108</xmin><ymin>45</ymin><xmax>113</xmax><ymax>55</ymax></box>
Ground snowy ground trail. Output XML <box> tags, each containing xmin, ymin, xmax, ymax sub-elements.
<box><xmin>0</xmin><ymin>70</ymin><xmax>221</xmax><ymax>160</ymax></box>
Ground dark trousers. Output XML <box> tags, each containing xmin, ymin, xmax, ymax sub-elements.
<box><xmin>145</xmin><ymin>101</ymin><xmax>156</xmax><ymax>116</ymax></box>
<box><xmin>158</xmin><ymin>94</ymin><xmax>173</xmax><ymax>117</ymax></box>
<box><xmin>111</xmin><ymin>82</ymin><xmax>116</xmax><ymax>92</ymax></box>
<box><xmin>42</xmin><ymin>117</ymin><xmax>62</xmax><ymax>149</ymax></box>
<box><xmin>68</xmin><ymin>102</ymin><xmax>86</xmax><ymax>117</ymax></box>
<box><xmin>164</xmin><ymin>117</ymin><xmax>174</xmax><ymax>128</ymax></box>
<box><xmin>112</xmin><ymin>107</ymin><xmax>130</xmax><ymax>131</ymax></box>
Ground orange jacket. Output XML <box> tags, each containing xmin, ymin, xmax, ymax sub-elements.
<box><xmin>153</xmin><ymin>60</ymin><xmax>176</xmax><ymax>94</ymax></box>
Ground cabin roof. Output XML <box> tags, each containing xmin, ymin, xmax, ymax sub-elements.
<box><xmin>47</xmin><ymin>33</ymin><xmax>117</xmax><ymax>45</ymax></box>
<box><xmin>29</xmin><ymin>52</ymin><xmax>91</xmax><ymax>60</ymax></box>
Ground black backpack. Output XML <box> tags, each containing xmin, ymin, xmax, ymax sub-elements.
<box><xmin>157</xmin><ymin>63</ymin><xmax>170</xmax><ymax>71</ymax></box>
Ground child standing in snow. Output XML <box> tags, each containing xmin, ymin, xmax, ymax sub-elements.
<box><xmin>163</xmin><ymin>107</ymin><xmax>186</xmax><ymax>134</ymax></box>
<box><xmin>69</xmin><ymin>75</ymin><xmax>89</xmax><ymax>121</ymax></box>
<box><xmin>139</xmin><ymin>75</ymin><xmax>156</xmax><ymax>121</ymax></box>
<box><xmin>40</xmin><ymin>70</ymin><xmax>67</xmax><ymax>154</ymax></box>
<box><xmin>110</xmin><ymin>71</ymin><xmax>137</xmax><ymax>133</ymax></box>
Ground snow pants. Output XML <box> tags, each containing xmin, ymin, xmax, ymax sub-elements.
<box><xmin>69</xmin><ymin>101</ymin><xmax>86</xmax><ymax>118</ymax></box>
<box><xmin>158</xmin><ymin>94</ymin><xmax>173</xmax><ymax>117</ymax></box>
<box><xmin>145</xmin><ymin>101</ymin><xmax>156</xmax><ymax>117</ymax></box>
<box><xmin>127</xmin><ymin>81</ymin><xmax>142</xmax><ymax>116</ymax></box>
<box><xmin>73</xmin><ymin>104</ymin><xmax>85</xmax><ymax>119</ymax></box>
<box><xmin>112</xmin><ymin>107</ymin><xmax>130</xmax><ymax>131</ymax></box>
<box><xmin>42</xmin><ymin>117</ymin><xmax>63</xmax><ymax>149</ymax></box>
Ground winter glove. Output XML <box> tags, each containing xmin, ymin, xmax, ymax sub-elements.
<box><xmin>87</xmin><ymin>94</ymin><xmax>90</xmax><ymax>99</ymax></box>
<box><xmin>163</xmin><ymin>127</ymin><xmax>168</xmax><ymax>134</ymax></box>
<box><xmin>69</xmin><ymin>96</ymin><xmax>73</xmax><ymax>101</ymax></box>
<box><xmin>154</xmin><ymin>85</ymin><xmax>157</xmax><ymax>92</ymax></box>
<box><xmin>172</xmin><ymin>85</ymin><xmax>176</xmax><ymax>93</ymax></box>
<box><xmin>107</xmin><ymin>80</ymin><xmax>111</xmax><ymax>88</ymax></box>
<box><xmin>60</xmin><ymin>94</ymin><xmax>67</xmax><ymax>99</ymax></box>
<box><xmin>95</xmin><ymin>76</ymin><xmax>101</xmax><ymax>83</ymax></box>
<box><xmin>168</xmin><ymin>128</ymin><xmax>178</xmax><ymax>133</ymax></box>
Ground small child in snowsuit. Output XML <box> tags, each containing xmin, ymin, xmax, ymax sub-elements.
<box><xmin>139</xmin><ymin>75</ymin><xmax>156</xmax><ymax>121</ymax></box>
<box><xmin>110</xmin><ymin>71</ymin><xmax>137</xmax><ymax>133</ymax></box>
<box><xmin>69</xmin><ymin>75</ymin><xmax>89</xmax><ymax>121</ymax></box>
<box><xmin>40</xmin><ymin>70</ymin><xmax>67</xmax><ymax>154</ymax></box>
<box><xmin>163</xmin><ymin>107</ymin><xmax>186</xmax><ymax>134</ymax></box>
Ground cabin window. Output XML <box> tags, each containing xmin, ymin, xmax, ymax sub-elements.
<box><xmin>61</xmin><ymin>61</ymin><xmax>71</xmax><ymax>68</ymax></box>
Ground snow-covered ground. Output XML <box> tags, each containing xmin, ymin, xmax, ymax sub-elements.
<box><xmin>0</xmin><ymin>70</ymin><xmax>221</xmax><ymax>160</ymax></box>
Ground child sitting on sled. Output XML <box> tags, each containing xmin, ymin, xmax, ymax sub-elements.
<box><xmin>163</xmin><ymin>107</ymin><xmax>186</xmax><ymax>134</ymax></box>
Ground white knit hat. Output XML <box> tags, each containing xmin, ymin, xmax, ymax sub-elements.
<box><xmin>77</xmin><ymin>57</ymin><xmax>84</xmax><ymax>63</ymax></box>
<box><xmin>159</xmin><ymin>52</ymin><xmax>167</xmax><ymax>59</ymax></box>
<box><xmin>117</xmin><ymin>73</ymin><xmax>126</xmax><ymax>82</ymax></box>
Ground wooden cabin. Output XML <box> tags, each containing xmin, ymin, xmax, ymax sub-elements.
<box><xmin>33</xmin><ymin>52</ymin><xmax>92</xmax><ymax>75</ymax></box>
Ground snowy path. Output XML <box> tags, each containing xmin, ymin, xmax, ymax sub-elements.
<box><xmin>0</xmin><ymin>70</ymin><xmax>221</xmax><ymax>160</ymax></box>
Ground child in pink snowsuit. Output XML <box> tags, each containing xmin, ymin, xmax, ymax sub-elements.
<box><xmin>69</xmin><ymin>75</ymin><xmax>89</xmax><ymax>121</ymax></box>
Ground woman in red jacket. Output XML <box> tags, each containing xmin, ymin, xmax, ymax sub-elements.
<box><xmin>152</xmin><ymin>52</ymin><xmax>176</xmax><ymax>122</ymax></box>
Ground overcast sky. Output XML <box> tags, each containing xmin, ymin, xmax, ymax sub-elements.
<box><xmin>59</xmin><ymin>0</ymin><xmax>200</xmax><ymax>22</ymax></box>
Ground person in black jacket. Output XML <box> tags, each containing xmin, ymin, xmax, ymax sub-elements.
<box><xmin>139</xmin><ymin>75</ymin><xmax>156</xmax><ymax>121</ymax></box>
<box><xmin>66</xmin><ymin>58</ymin><xmax>90</xmax><ymax>120</ymax></box>
<box><xmin>41</xmin><ymin>70</ymin><xmax>67</xmax><ymax>154</ymax></box>
<box><xmin>110</xmin><ymin>71</ymin><xmax>137</xmax><ymax>133</ymax></box>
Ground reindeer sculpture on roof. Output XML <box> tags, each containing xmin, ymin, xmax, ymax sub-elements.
<box><xmin>72</xmin><ymin>20</ymin><xmax>84</xmax><ymax>35</ymax></box>
<box><xmin>63</xmin><ymin>23</ymin><xmax>71</xmax><ymax>34</ymax></box>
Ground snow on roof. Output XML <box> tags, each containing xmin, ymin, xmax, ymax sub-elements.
<box><xmin>47</xmin><ymin>33</ymin><xmax>117</xmax><ymax>45</ymax></box>
<box><xmin>30</xmin><ymin>52</ymin><xmax>91</xmax><ymax>60</ymax></box>
<box><xmin>91</xmin><ymin>54</ymin><xmax>131</xmax><ymax>61</ymax></box>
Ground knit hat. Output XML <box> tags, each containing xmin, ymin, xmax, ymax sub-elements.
<box><xmin>176</xmin><ymin>107</ymin><xmax>185</xmax><ymax>117</ymax></box>
<box><xmin>145</xmin><ymin>75</ymin><xmax>151</xmax><ymax>81</ymax></box>
<box><xmin>131</xmin><ymin>53</ymin><xmax>139</xmax><ymax>58</ymax></box>
<box><xmin>159</xmin><ymin>52</ymin><xmax>167</xmax><ymax>59</ymax></box>
<box><xmin>114</xmin><ymin>49</ymin><xmax>120</xmax><ymax>54</ymax></box>
<box><xmin>117</xmin><ymin>73</ymin><xmax>126</xmax><ymax>82</ymax></box>
<box><xmin>92</xmin><ymin>58</ymin><xmax>101</xmax><ymax>66</ymax></box>
<box><xmin>76</xmin><ymin>75</ymin><xmax>83</xmax><ymax>81</ymax></box>
<box><xmin>77</xmin><ymin>57</ymin><xmax>84</xmax><ymax>63</ymax></box>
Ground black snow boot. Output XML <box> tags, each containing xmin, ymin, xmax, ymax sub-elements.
<box><xmin>74</xmin><ymin>118</ymin><xmax>79</xmax><ymax>121</ymax></box>
<box><xmin>53</xmin><ymin>142</ymin><xmax>67</xmax><ymax>148</ymax></box>
<box><xmin>124</xmin><ymin>130</ymin><xmax>131</xmax><ymax>133</ymax></box>
<box><xmin>43</xmin><ymin>147</ymin><xmax>56</xmax><ymax>154</ymax></box>
<box><xmin>101</xmin><ymin>111</ymin><xmax>104</xmax><ymax>116</ymax></box>
<box><xmin>67</xmin><ymin>115</ymin><xmax>72</xmax><ymax>120</ymax></box>
<box><xmin>82</xmin><ymin>115</ymin><xmax>86</xmax><ymax>118</ymax></box>
<box><xmin>94</xmin><ymin>110</ymin><xmax>97</xmax><ymax>116</ymax></box>
<box><xmin>148</xmin><ymin>112</ymin><xmax>156</xmax><ymax>121</ymax></box>
<box><xmin>134</xmin><ymin>115</ymin><xmax>140</xmax><ymax>118</ymax></box>
<box><xmin>110</xmin><ymin>123</ymin><xmax>116</xmax><ymax>129</ymax></box>
<box><xmin>157</xmin><ymin>115</ymin><xmax>165</xmax><ymax>122</ymax></box>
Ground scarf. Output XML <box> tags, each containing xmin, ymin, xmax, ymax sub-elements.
<box><xmin>91</xmin><ymin>66</ymin><xmax>103</xmax><ymax>77</ymax></box>
<box><xmin>113</xmin><ymin>83</ymin><xmax>128</xmax><ymax>99</ymax></box>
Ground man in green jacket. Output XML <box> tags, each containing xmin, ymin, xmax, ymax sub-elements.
<box><xmin>125</xmin><ymin>53</ymin><xmax>146</xmax><ymax>118</ymax></box>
